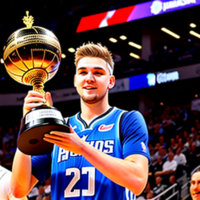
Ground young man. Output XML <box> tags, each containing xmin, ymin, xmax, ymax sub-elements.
<box><xmin>0</xmin><ymin>165</ymin><xmax>27</xmax><ymax>200</ymax></box>
<box><xmin>190</xmin><ymin>169</ymin><xmax>200</xmax><ymax>200</ymax></box>
<box><xmin>11</xmin><ymin>42</ymin><xmax>150</xmax><ymax>200</ymax></box>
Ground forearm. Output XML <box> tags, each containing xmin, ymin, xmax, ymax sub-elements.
<box><xmin>154</xmin><ymin>170</ymin><xmax>175</xmax><ymax>176</ymax></box>
<box><xmin>81</xmin><ymin>142</ymin><xmax>148</xmax><ymax>195</ymax></box>
<box><xmin>11</xmin><ymin>148</ymin><xmax>37</xmax><ymax>197</ymax></box>
<box><xmin>162</xmin><ymin>170</ymin><xmax>175</xmax><ymax>175</ymax></box>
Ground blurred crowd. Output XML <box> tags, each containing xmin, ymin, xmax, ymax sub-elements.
<box><xmin>137</xmin><ymin>104</ymin><xmax>200</xmax><ymax>199</ymax></box>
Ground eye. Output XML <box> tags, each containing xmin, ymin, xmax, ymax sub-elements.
<box><xmin>79</xmin><ymin>71</ymin><xmax>87</xmax><ymax>75</ymax></box>
<box><xmin>94</xmin><ymin>71</ymin><xmax>104</xmax><ymax>76</ymax></box>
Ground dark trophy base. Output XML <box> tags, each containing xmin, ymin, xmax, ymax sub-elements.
<box><xmin>18</xmin><ymin>105</ymin><xmax>70</xmax><ymax>155</ymax></box>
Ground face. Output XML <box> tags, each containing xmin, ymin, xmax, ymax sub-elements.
<box><xmin>168</xmin><ymin>153</ymin><xmax>174</xmax><ymax>161</ymax></box>
<box><xmin>74</xmin><ymin>57</ymin><xmax>115</xmax><ymax>105</ymax></box>
<box><xmin>176</xmin><ymin>147</ymin><xmax>181</xmax><ymax>155</ymax></box>
<box><xmin>156</xmin><ymin>176</ymin><xmax>162</xmax><ymax>185</ymax></box>
<box><xmin>190</xmin><ymin>172</ymin><xmax>200</xmax><ymax>200</ymax></box>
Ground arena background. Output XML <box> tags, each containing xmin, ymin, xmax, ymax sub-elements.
<box><xmin>0</xmin><ymin>0</ymin><xmax>200</xmax><ymax>125</ymax></box>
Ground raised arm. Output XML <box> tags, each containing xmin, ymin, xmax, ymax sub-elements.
<box><xmin>11</xmin><ymin>149</ymin><xmax>38</xmax><ymax>198</ymax></box>
<box><xmin>11</xmin><ymin>91</ymin><xmax>52</xmax><ymax>198</ymax></box>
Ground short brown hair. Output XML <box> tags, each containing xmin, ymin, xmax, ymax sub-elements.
<box><xmin>74</xmin><ymin>42</ymin><xmax>114</xmax><ymax>71</ymax></box>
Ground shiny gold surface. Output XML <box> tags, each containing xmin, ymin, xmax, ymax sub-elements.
<box><xmin>22</xmin><ymin>68</ymin><xmax>47</xmax><ymax>95</ymax></box>
<box><xmin>22</xmin><ymin>11</ymin><xmax>34</xmax><ymax>28</ymax></box>
<box><xmin>3</xmin><ymin>12</ymin><xmax>62</xmax><ymax>98</ymax></box>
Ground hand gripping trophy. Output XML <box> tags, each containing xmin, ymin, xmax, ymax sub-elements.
<box><xmin>3</xmin><ymin>11</ymin><xmax>70</xmax><ymax>155</ymax></box>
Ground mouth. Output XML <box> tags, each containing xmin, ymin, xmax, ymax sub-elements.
<box><xmin>193</xmin><ymin>191</ymin><xmax>200</xmax><ymax>195</ymax></box>
<box><xmin>83</xmin><ymin>86</ymin><xmax>97</xmax><ymax>90</ymax></box>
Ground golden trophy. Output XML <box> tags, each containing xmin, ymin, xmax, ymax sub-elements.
<box><xmin>3</xmin><ymin>11</ymin><xmax>70</xmax><ymax>155</ymax></box>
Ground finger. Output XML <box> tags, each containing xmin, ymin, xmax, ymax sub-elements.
<box><xmin>45</xmin><ymin>92</ymin><xmax>53</xmax><ymax>107</ymax></box>
<box><xmin>44</xmin><ymin>133</ymin><xmax>64</xmax><ymax>141</ymax></box>
<box><xmin>43</xmin><ymin>137</ymin><xmax>60</xmax><ymax>144</ymax></box>
<box><xmin>25</xmin><ymin>97</ymin><xmax>45</xmax><ymax>104</ymax></box>
<box><xmin>24</xmin><ymin>102</ymin><xmax>44</xmax><ymax>110</ymax></box>
<box><xmin>27</xmin><ymin>90</ymin><xmax>44</xmax><ymax>98</ymax></box>
<box><xmin>50</xmin><ymin>131</ymin><xmax>69</xmax><ymax>137</ymax></box>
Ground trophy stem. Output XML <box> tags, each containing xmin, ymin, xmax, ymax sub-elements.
<box><xmin>32</xmin><ymin>80</ymin><xmax>50</xmax><ymax>107</ymax></box>
<box><xmin>22</xmin><ymin>68</ymin><xmax>48</xmax><ymax>96</ymax></box>
<box><xmin>32</xmin><ymin>79</ymin><xmax>45</xmax><ymax>96</ymax></box>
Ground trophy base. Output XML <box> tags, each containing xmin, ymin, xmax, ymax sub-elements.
<box><xmin>17</xmin><ymin>105</ymin><xmax>70</xmax><ymax>155</ymax></box>
<box><xmin>17</xmin><ymin>123</ymin><xmax>70</xmax><ymax>155</ymax></box>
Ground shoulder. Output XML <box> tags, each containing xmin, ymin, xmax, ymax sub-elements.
<box><xmin>120</xmin><ymin>110</ymin><xmax>147</xmax><ymax>133</ymax></box>
<box><xmin>121</xmin><ymin>110</ymin><xmax>146</xmax><ymax>124</ymax></box>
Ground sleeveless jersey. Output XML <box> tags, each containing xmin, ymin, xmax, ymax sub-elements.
<box><xmin>32</xmin><ymin>107</ymin><xmax>150</xmax><ymax>200</ymax></box>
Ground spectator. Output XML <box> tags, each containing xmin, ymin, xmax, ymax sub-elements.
<box><xmin>185</xmin><ymin>135</ymin><xmax>195</xmax><ymax>150</ymax></box>
<box><xmin>186</xmin><ymin>144</ymin><xmax>200</xmax><ymax>174</ymax></box>
<box><xmin>168</xmin><ymin>175</ymin><xmax>181</xmax><ymax>200</ymax></box>
<box><xmin>2</xmin><ymin>127</ymin><xmax>14</xmax><ymax>145</ymax></box>
<box><xmin>190</xmin><ymin>169</ymin><xmax>200</xmax><ymax>200</ymax></box>
<box><xmin>152</xmin><ymin>176</ymin><xmax>168</xmax><ymax>197</ymax></box>
<box><xmin>142</xmin><ymin>181</ymin><xmax>154</xmax><ymax>199</ymax></box>
<box><xmin>149</xmin><ymin>146</ymin><xmax>157</xmax><ymax>165</ymax></box>
<box><xmin>153</xmin><ymin>156</ymin><xmax>165</xmax><ymax>173</ymax></box>
<box><xmin>160</xmin><ymin>147</ymin><xmax>168</xmax><ymax>163</ymax></box>
<box><xmin>154</xmin><ymin>152</ymin><xmax>178</xmax><ymax>184</ymax></box>
<box><xmin>190</xmin><ymin>127</ymin><xmax>198</xmax><ymax>139</ymax></box>
<box><xmin>146</xmin><ymin>190</ymin><xmax>154</xmax><ymax>199</ymax></box>
<box><xmin>2</xmin><ymin>142</ymin><xmax>13</xmax><ymax>170</ymax></box>
<box><xmin>177</xmin><ymin>138</ymin><xmax>188</xmax><ymax>154</ymax></box>
<box><xmin>161</xmin><ymin>113</ymin><xmax>176</xmax><ymax>139</ymax></box>
<box><xmin>169</xmin><ymin>138</ymin><xmax>178</xmax><ymax>154</ymax></box>
<box><xmin>174</xmin><ymin>147</ymin><xmax>187</xmax><ymax>178</ymax></box>
<box><xmin>153</xmin><ymin>143</ymin><xmax>161</xmax><ymax>160</ymax></box>
<box><xmin>182</xmin><ymin>129</ymin><xmax>189</xmax><ymax>145</ymax></box>
<box><xmin>149</xmin><ymin>124</ymin><xmax>161</xmax><ymax>146</ymax></box>
<box><xmin>159</xmin><ymin>135</ymin><xmax>168</xmax><ymax>150</ymax></box>
<box><xmin>9</xmin><ymin>139</ymin><xmax>17</xmax><ymax>157</ymax></box>
<box><xmin>193</xmin><ymin>132</ymin><xmax>200</xmax><ymax>149</ymax></box>
<box><xmin>174</xmin><ymin>147</ymin><xmax>187</xmax><ymax>166</ymax></box>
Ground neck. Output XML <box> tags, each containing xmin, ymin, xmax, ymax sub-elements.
<box><xmin>80</xmin><ymin>96</ymin><xmax>111</xmax><ymax>124</ymax></box>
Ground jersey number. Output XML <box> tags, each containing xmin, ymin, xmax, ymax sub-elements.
<box><xmin>64</xmin><ymin>167</ymin><xmax>95</xmax><ymax>198</ymax></box>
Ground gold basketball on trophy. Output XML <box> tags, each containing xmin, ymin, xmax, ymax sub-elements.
<box><xmin>3</xmin><ymin>11</ymin><xmax>61</xmax><ymax>95</ymax></box>
<box><xmin>2</xmin><ymin>11</ymin><xmax>70</xmax><ymax>155</ymax></box>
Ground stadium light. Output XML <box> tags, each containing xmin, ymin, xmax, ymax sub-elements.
<box><xmin>109</xmin><ymin>37</ymin><xmax>118</xmax><ymax>43</ymax></box>
<box><xmin>190</xmin><ymin>23</ymin><xmax>196</xmax><ymax>28</ymax></box>
<box><xmin>128</xmin><ymin>41</ymin><xmax>142</xmax><ymax>49</ymax></box>
<box><xmin>189</xmin><ymin>30</ymin><xmax>200</xmax><ymax>38</ymax></box>
<box><xmin>119</xmin><ymin>35</ymin><xmax>127</xmax><ymax>40</ymax></box>
<box><xmin>161</xmin><ymin>27</ymin><xmax>180</xmax><ymax>39</ymax></box>
<box><xmin>68</xmin><ymin>48</ymin><xmax>75</xmax><ymax>53</ymax></box>
<box><xmin>129</xmin><ymin>52</ymin><xmax>140</xmax><ymax>59</ymax></box>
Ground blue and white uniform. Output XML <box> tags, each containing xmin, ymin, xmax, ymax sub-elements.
<box><xmin>32</xmin><ymin>107</ymin><xmax>150</xmax><ymax>200</ymax></box>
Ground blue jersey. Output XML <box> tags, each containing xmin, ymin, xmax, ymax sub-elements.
<box><xmin>32</xmin><ymin>107</ymin><xmax>150</xmax><ymax>200</ymax></box>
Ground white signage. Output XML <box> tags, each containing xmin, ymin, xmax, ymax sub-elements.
<box><xmin>25</xmin><ymin>109</ymin><xmax>63</xmax><ymax>124</ymax></box>
<box><xmin>151</xmin><ymin>0</ymin><xmax>196</xmax><ymax>15</ymax></box>
<box><xmin>157</xmin><ymin>71</ymin><xmax>179</xmax><ymax>84</ymax></box>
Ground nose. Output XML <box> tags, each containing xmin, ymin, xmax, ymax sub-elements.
<box><xmin>85</xmin><ymin>72</ymin><xmax>95</xmax><ymax>83</ymax></box>
<box><xmin>193</xmin><ymin>183</ymin><xmax>198</xmax><ymax>191</ymax></box>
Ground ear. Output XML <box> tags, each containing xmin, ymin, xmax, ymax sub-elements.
<box><xmin>108</xmin><ymin>75</ymin><xmax>115</xmax><ymax>89</ymax></box>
